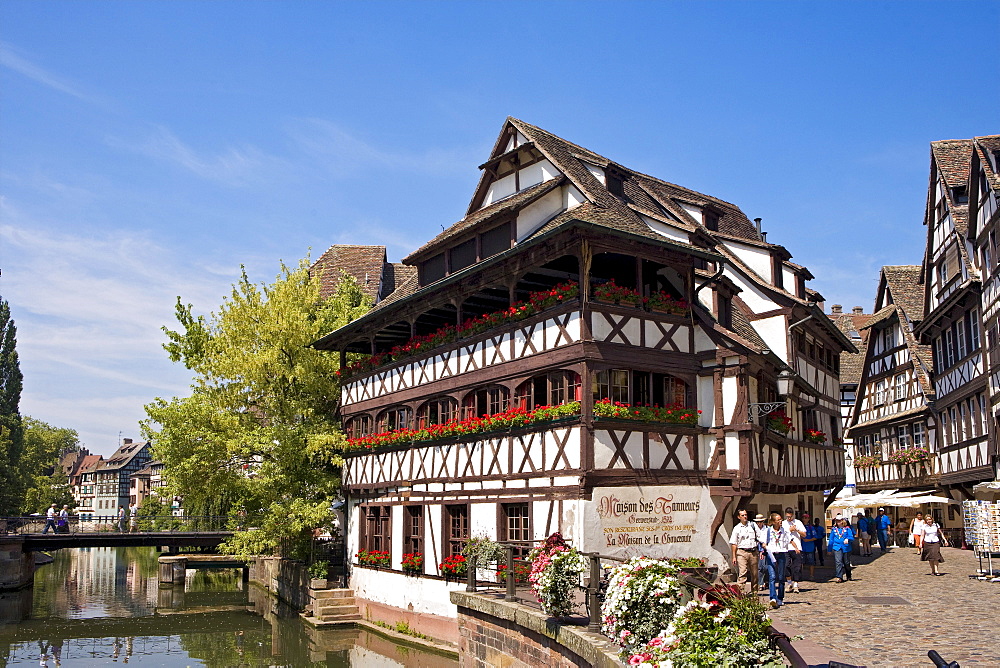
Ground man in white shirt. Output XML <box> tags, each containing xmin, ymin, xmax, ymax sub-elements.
<box><xmin>42</xmin><ymin>504</ymin><xmax>57</xmax><ymax>534</ymax></box>
<box><xmin>783</xmin><ymin>507</ymin><xmax>806</xmax><ymax>594</ymax></box>
<box><xmin>729</xmin><ymin>509</ymin><xmax>761</xmax><ymax>593</ymax></box>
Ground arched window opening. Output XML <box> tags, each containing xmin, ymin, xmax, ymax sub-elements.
<box><xmin>515</xmin><ymin>371</ymin><xmax>582</xmax><ymax>409</ymax></box>
<box><xmin>462</xmin><ymin>385</ymin><xmax>510</xmax><ymax>419</ymax></box>
<box><xmin>417</xmin><ymin>396</ymin><xmax>459</xmax><ymax>428</ymax></box>
<box><xmin>346</xmin><ymin>414</ymin><xmax>374</xmax><ymax>439</ymax></box>
<box><xmin>377</xmin><ymin>406</ymin><xmax>413</xmax><ymax>433</ymax></box>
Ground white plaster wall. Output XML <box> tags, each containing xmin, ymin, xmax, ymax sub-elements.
<box><xmin>722</xmin><ymin>374</ymin><xmax>738</xmax><ymax>425</ymax></box>
<box><xmin>350</xmin><ymin>566</ymin><xmax>467</xmax><ymax>618</ymax></box>
<box><xmin>722</xmin><ymin>267</ymin><xmax>775</xmax><ymax>313</ymax></box>
<box><xmin>754</xmin><ymin>316</ymin><xmax>788</xmax><ymax>359</ymax></box>
<box><xmin>483</xmin><ymin>173</ymin><xmax>516</xmax><ymax>206</ymax></box>
<box><xmin>725</xmin><ymin>433</ymin><xmax>741</xmax><ymax>470</ymax></box>
<box><xmin>519</xmin><ymin>158</ymin><xmax>559</xmax><ymax>190</ymax></box>
<box><xmin>694</xmin><ymin>328</ymin><xmax>715</xmax><ymax>353</ymax></box>
<box><xmin>515</xmin><ymin>131</ymin><xmax>528</xmax><ymax>146</ymax></box>
<box><xmin>516</xmin><ymin>187</ymin><xmax>564</xmax><ymax>241</ymax></box>
<box><xmin>584</xmin><ymin>163</ymin><xmax>606</xmax><ymax>185</ymax></box>
<box><xmin>727</xmin><ymin>241</ymin><xmax>773</xmax><ymax>284</ymax></box>
<box><xmin>782</xmin><ymin>267</ymin><xmax>797</xmax><ymax>291</ymax></box>
<box><xmin>680</xmin><ymin>203</ymin><xmax>703</xmax><ymax>224</ymax></box>
<box><xmin>641</xmin><ymin>214</ymin><xmax>690</xmax><ymax>244</ymax></box>
<box><xmin>470</xmin><ymin>501</ymin><xmax>497</xmax><ymax>542</ymax></box>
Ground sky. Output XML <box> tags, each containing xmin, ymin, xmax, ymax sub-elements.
<box><xmin>1</xmin><ymin>1</ymin><xmax>997</xmax><ymax>456</ymax></box>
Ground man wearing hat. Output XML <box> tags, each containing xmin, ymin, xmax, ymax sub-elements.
<box><xmin>729</xmin><ymin>509</ymin><xmax>762</xmax><ymax>594</ymax></box>
<box><xmin>754</xmin><ymin>513</ymin><xmax>768</xmax><ymax>591</ymax></box>
<box><xmin>876</xmin><ymin>507</ymin><xmax>892</xmax><ymax>553</ymax></box>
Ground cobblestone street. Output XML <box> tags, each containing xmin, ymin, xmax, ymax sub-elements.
<box><xmin>765</xmin><ymin>547</ymin><xmax>1000</xmax><ymax>667</ymax></box>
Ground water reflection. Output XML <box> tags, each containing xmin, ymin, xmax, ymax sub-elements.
<box><xmin>0</xmin><ymin>548</ymin><xmax>456</xmax><ymax>667</ymax></box>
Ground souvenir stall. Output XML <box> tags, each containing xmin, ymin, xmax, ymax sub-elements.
<box><xmin>962</xmin><ymin>499</ymin><xmax>1000</xmax><ymax>581</ymax></box>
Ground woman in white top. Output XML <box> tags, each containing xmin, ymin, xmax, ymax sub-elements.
<box><xmin>918</xmin><ymin>514</ymin><xmax>945</xmax><ymax>576</ymax></box>
<box><xmin>909</xmin><ymin>512</ymin><xmax>925</xmax><ymax>554</ymax></box>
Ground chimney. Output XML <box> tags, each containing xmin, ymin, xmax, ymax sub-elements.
<box><xmin>831</xmin><ymin>304</ymin><xmax>843</xmax><ymax>314</ymax></box>
<box><xmin>123</xmin><ymin>438</ymin><xmax>132</xmax><ymax>445</ymax></box>
<box><xmin>852</xmin><ymin>306</ymin><xmax>864</xmax><ymax>314</ymax></box>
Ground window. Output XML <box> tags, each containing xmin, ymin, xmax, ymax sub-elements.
<box><xmin>481</xmin><ymin>223</ymin><xmax>511</xmax><ymax>258</ymax></box>
<box><xmin>959</xmin><ymin>403</ymin><xmax>968</xmax><ymax>441</ymax></box>
<box><xmin>894</xmin><ymin>374</ymin><xmax>907</xmax><ymax>402</ymax></box>
<box><xmin>515</xmin><ymin>371</ymin><xmax>582</xmax><ymax>409</ymax></box>
<box><xmin>944</xmin><ymin>329</ymin><xmax>955</xmax><ymax>367</ymax></box>
<box><xmin>377</xmin><ymin>406</ymin><xmax>412</xmax><ymax>432</ymax></box>
<box><xmin>913</xmin><ymin>423</ymin><xmax>926</xmax><ymax>448</ymax></box>
<box><xmin>956</xmin><ymin>319</ymin><xmax>968</xmax><ymax>360</ymax></box>
<box><xmin>950</xmin><ymin>407</ymin><xmax>959</xmax><ymax>442</ymax></box>
<box><xmin>364</xmin><ymin>506</ymin><xmax>391</xmax><ymax>554</ymax></box>
<box><xmin>882</xmin><ymin>326</ymin><xmax>894</xmax><ymax>351</ymax></box>
<box><xmin>970</xmin><ymin>310</ymin><xmax>981</xmax><ymax>350</ymax></box>
<box><xmin>346</xmin><ymin>414</ymin><xmax>373</xmax><ymax>439</ymax></box>
<box><xmin>501</xmin><ymin>503</ymin><xmax>532</xmax><ymax>560</ymax></box>
<box><xmin>594</xmin><ymin>369</ymin><xmax>630</xmax><ymax>404</ymax></box>
<box><xmin>897</xmin><ymin>425</ymin><xmax>911</xmax><ymax>449</ymax></box>
<box><xmin>874</xmin><ymin>379</ymin><xmax>887</xmax><ymax>406</ymax></box>
<box><xmin>953</xmin><ymin>186</ymin><xmax>969</xmax><ymax>204</ymax></box>
<box><xmin>937</xmin><ymin>259</ymin><xmax>948</xmax><ymax>287</ymax></box>
<box><xmin>421</xmin><ymin>253</ymin><xmax>446</xmax><ymax>285</ymax></box>
<box><xmin>718</xmin><ymin>296</ymin><xmax>733</xmax><ymax>329</ymax></box>
<box><xmin>404</xmin><ymin>506</ymin><xmax>423</xmax><ymax>556</ymax></box>
<box><xmin>445</xmin><ymin>505</ymin><xmax>469</xmax><ymax>559</ymax></box>
<box><xmin>449</xmin><ymin>238</ymin><xmax>477</xmax><ymax>273</ymax></box>
<box><xmin>463</xmin><ymin>386</ymin><xmax>510</xmax><ymax>418</ymax></box>
<box><xmin>418</xmin><ymin>397</ymin><xmax>458</xmax><ymax>427</ymax></box>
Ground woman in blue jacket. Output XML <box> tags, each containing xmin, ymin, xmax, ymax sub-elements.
<box><xmin>829</xmin><ymin>516</ymin><xmax>855</xmax><ymax>583</ymax></box>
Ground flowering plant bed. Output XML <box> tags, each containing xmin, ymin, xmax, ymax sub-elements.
<box><xmin>356</xmin><ymin>549</ymin><xmax>390</xmax><ymax>567</ymax></box>
<box><xmin>887</xmin><ymin>447</ymin><xmax>932</xmax><ymax>464</ymax></box>
<box><xmin>593</xmin><ymin>398</ymin><xmax>700</xmax><ymax>426</ymax></box>
<box><xmin>804</xmin><ymin>429</ymin><xmax>827</xmax><ymax>444</ymax></box>
<box><xmin>601</xmin><ymin>557</ymin><xmax>685</xmax><ymax>657</ymax></box>
<box><xmin>401</xmin><ymin>552</ymin><xmax>423</xmax><ymax>573</ymax></box>
<box><xmin>337</xmin><ymin>282</ymin><xmax>579</xmax><ymax>379</ymax></box>
<box><xmin>645</xmin><ymin>290</ymin><xmax>690</xmax><ymax>315</ymax></box>
<box><xmin>853</xmin><ymin>455</ymin><xmax>884</xmax><ymax>468</ymax></box>
<box><xmin>528</xmin><ymin>533</ymin><xmax>586</xmax><ymax>617</ymax></box>
<box><xmin>344</xmin><ymin>402</ymin><xmax>581</xmax><ymax>451</ymax></box>
<box><xmin>766</xmin><ymin>410</ymin><xmax>792</xmax><ymax>435</ymax></box>
<box><xmin>438</xmin><ymin>554</ymin><xmax>467</xmax><ymax>577</ymax></box>
<box><xmin>496</xmin><ymin>561</ymin><xmax>531</xmax><ymax>584</ymax></box>
<box><xmin>593</xmin><ymin>280</ymin><xmax>642</xmax><ymax>306</ymax></box>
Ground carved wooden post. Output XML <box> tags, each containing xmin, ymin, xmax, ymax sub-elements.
<box><xmin>504</xmin><ymin>545</ymin><xmax>517</xmax><ymax>602</ymax></box>
<box><xmin>587</xmin><ymin>553</ymin><xmax>601</xmax><ymax>632</ymax></box>
<box><xmin>466</xmin><ymin>553</ymin><xmax>477</xmax><ymax>592</ymax></box>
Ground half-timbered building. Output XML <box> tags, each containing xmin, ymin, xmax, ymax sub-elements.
<box><xmin>313</xmin><ymin>118</ymin><xmax>852</xmax><ymax>621</ymax></box>
<box><xmin>828</xmin><ymin>305</ymin><xmax>870</xmax><ymax>494</ymax></box>
<box><xmin>915</xmin><ymin>139</ymin><xmax>996</xmax><ymax>498</ymax></box>
<box><xmin>848</xmin><ymin>266</ymin><xmax>937</xmax><ymax>493</ymax></box>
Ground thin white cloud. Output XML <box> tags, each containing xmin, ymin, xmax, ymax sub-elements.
<box><xmin>0</xmin><ymin>41</ymin><xmax>107</xmax><ymax>107</ymax></box>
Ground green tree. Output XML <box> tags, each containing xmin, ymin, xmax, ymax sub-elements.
<box><xmin>143</xmin><ymin>260</ymin><xmax>369</xmax><ymax>557</ymax></box>
<box><xmin>19</xmin><ymin>417</ymin><xmax>81</xmax><ymax>513</ymax></box>
<box><xmin>0</xmin><ymin>298</ymin><xmax>25</xmax><ymax>515</ymax></box>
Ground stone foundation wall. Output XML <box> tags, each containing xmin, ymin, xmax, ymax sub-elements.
<box><xmin>248</xmin><ymin>556</ymin><xmax>311</xmax><ymax>610</ymax></box>
<box><xmin>450</xmin><ymin>592</ymin><xmax>622</xmax><ymax>668</ymax></box>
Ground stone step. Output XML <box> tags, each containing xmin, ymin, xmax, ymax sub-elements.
<box><xmin>318</xmin><ymin>604</ymin><xmax>359</xmax><ymax>617</ymax></box>
<box><xmin>313</xmin><ymin>588</ymin><xmax>354</xmax><ymax>599</ymax></box>
<box><xmin>316</xmin><ymin>611</ymin><xmax>361</xmax><ymax>623</ymax></box>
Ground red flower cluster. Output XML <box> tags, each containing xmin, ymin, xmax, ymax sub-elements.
<box><xmin>337</xmin><ymin>282</ymin><xmax>579</xmax><ymax>379</ymax></box>
<box><xmin>439</xmin><ymin>554</ymin><xmax>467</xmax><ymax>577</ymax></box>
<box><xmin>592</xmin><ymin>398</ymin><xmax>701</xmax><ymax>425</ymax></box>
<box><xmin>344</xmin><ymin>402</ymin><xmax>581</xmax><ymax>451</ymax></box>
<box><xmin>356</xmin><ymin>549</ymin><xmax>390</xmax><ymax>567</ymax></box>
<box><xmin>804</xmin><ymin>428</ymin><xmax>827</xmax><ymax>444</ymax></box>
<box><xmin>496</xmin><ymin>561</ymin><xmax>531</xmax><ymax>583</ymax></box>
<box><xmin>766</xmin><ymin>410</ymin><xmax>793</xmax><ymax>434</ymax></box>
<box><xmin>402</xmin><ymin>552</ymin><xmax>423</xmax><ymax>573</ymax></box>
<box><xmin>593</xmin><ymin>280</ymin><xmax>642</xmax><ymax>305</ymax></box>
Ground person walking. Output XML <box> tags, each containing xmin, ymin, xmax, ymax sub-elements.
<box><xmin>856</xmin><ymin>512</ymin><xmax>872</xmax><ymax>556</ymax></box>
<box><xmin>42</xmin><ymin>504</ymin><xmax>58</xmax><ymax>534</ymax></box>
<box><xmin>729</xmin><ymin>509</ymin><xmax>762</xmax><ymax>594</ymax></box>
<box><xmin>128</xmin><ymin>502</ymin><xmax>138</xmax><ymax>533</ymax></box>
<box><xmin>876</xmin><ymin>507</ymin><xmax>892</xmax><ymax>552</ymax></box>
<box><xmin>813</xmin><ymin>517</ymin><xmax>826</xmax><ymax>566</ymax></box>
<box><xmin>762</xmin><ymin>512</ymin><xmax>790</xmax><ymax>608</ymax></box>
<box><xmin>801</xmin><ymin>512</ymin><xmax>818</xmax><ymax>580</ymax></box>
<box><xmin>117</xmin><ymin>506</ymin><xmax>127</xmax><ymax>532</ymax></box>
<box><xmin>754</xmin><ymin>513</ymin><xmax>769</xmax><ymax>592</ymax></box>
<box><xmin>919</xmin><ymin>514</ymin><xmax>946</xmax><ymax>576</ymax></box>
<box><xmin>57</xmin><ymin>505</ymin><xmax>70</xmax><ymax>534</ymax></box>
<box><xmin>783</xmin><ymin>507</ymin><xmax>806</xmax><ymax>593</ymax></box>
<box><xmin>910</xmin><ymin>512</ymin><xmax>925</xmax><ymax>555</ymax></box>
<box><xmin>829</xmin><ymin>516</ymin><xmax>855</xmax><ymax>583</ymax></box>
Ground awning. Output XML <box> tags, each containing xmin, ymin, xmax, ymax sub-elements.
<box><xmin>827</xmin><ymin>490</ymin><xmax>958</xmax><ymax>511</ymax></box>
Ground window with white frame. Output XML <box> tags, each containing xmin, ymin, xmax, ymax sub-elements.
<box><xmin>874</xmin><ymin>379</ymin><xmax>887</xmax><ymax>406</ymax></box>
<box><xmin>970</xmin><ymin>309</ymin><xmax>981</xmax><ymax>350</ymax></box>
<box><xmin>894</xmin><ymin>374</ymin><xmax>907</xmax><ymax>401</ymax></box>
<box><xmin>913</xmin><ymin>422</ymin><xmax>926</xmax><ymax>448</ymax></box>
<box><xmin>897</xmin><ymin>424</ymin><xmax>911</xmax><ymax>449</ymax></box>
<box><xmin>945</xmin><ymin>329</ymin><xmax>955</xmax><ymax>367</ymax></box>
<box><xmin>957</xmin><ymin>318</ymin><xmax>968</xmax><ymax>359</ymax></box>
<box><xmin>882</xmin><ymin>326</ymin><xmax>894</xmax><ymax>352</ymax></box>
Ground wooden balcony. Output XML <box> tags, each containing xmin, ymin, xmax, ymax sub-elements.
<box><xmin>855</xmin><ymin>460</ymin><xmax>939</xmax><ymax>492</ymax></box>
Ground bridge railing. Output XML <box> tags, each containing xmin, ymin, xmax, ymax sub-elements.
<box><xmin>1</xmin><ymin>515</ymin><xmax>233</xmax><ymax>535</ymax></box>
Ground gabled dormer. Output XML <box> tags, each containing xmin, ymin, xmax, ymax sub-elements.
<box><xmin>923</xmin><ymin>139</ymin><xmax>975</xmax><ymax>315</ymax></box>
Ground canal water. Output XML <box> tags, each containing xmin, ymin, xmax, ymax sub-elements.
<box><xmin>0</xmin><ymin>547</ymin><xmax>456</xmax><ymax>667</ymax></box>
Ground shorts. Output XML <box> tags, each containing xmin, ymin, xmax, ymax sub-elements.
<box><xmin>801</xmin><ymin>551</ymin><xmax>816</xmax><ymax>565</ymax></box>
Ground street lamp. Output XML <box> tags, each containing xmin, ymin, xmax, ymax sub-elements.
<box><xmin>845</xmin><ymin>452</ymin><xmax>853</xmax><ymax>467</ymax></box>
<box><xmin>776</xmin><ymin>369</ymin><xmax>795</xmax><ymax>397</ymax></box>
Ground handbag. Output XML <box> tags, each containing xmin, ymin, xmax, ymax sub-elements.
<box><xmin>907</xmin><ymin>533</ymin><xmax>915</xmax><ymax>545</ymax></box>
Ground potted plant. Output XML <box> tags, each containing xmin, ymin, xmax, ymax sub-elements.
<box><xmin>438</xmin><ymin>554</ymin><xmax>467</xmax><ymax>580</ymax></box>
<box><xmin>592</xmin><ymin>280</ymin><xmax>642</xmax><ymax>307</ymax></box>
<box><xmin>804</xmin><ymin>429</ymin><xmax>826</xmax><ymax>444</ymax></box>
<box><xmin>309</xmin><ymin>561</ymin><xmax>329</xmax><ymax>589</ymax></box>
<box><xmin>356</xmin><ymin>549</ymin><xmax>390</xmax><ymax>568</ymax></box>
<box><xmin>766</xmin><ymin>410</ymin><xmax>792</xmax><ymax>435</ymax></box>
<box><xmin>645</xmin><ymin>291</ymin><xmax>689</xmax><ymax>315</ymax></box>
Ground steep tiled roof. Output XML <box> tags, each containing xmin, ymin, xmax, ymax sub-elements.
<box><xmin>975</xmin><ymin>135</ymin><xmax>1000</xmax><ymax>192</ymax></box>
<box><xmin>931</xmin><ymin>139</ymin><xmax>973</xmax><ymax>235</ymax></box>
<box><xmin>828</xmin><ymin>309</ymin><xmax>871</xmax><ymax>385</ymax></box>
<box><xmin>311</xmin><ymin>245</ymin><xmax>387</xmax><ymax>303</ymax></box>
<box><xmin>881</xmin><ymin>265</ymin><xmax>924</xmax><ymax>322</ymax></box>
